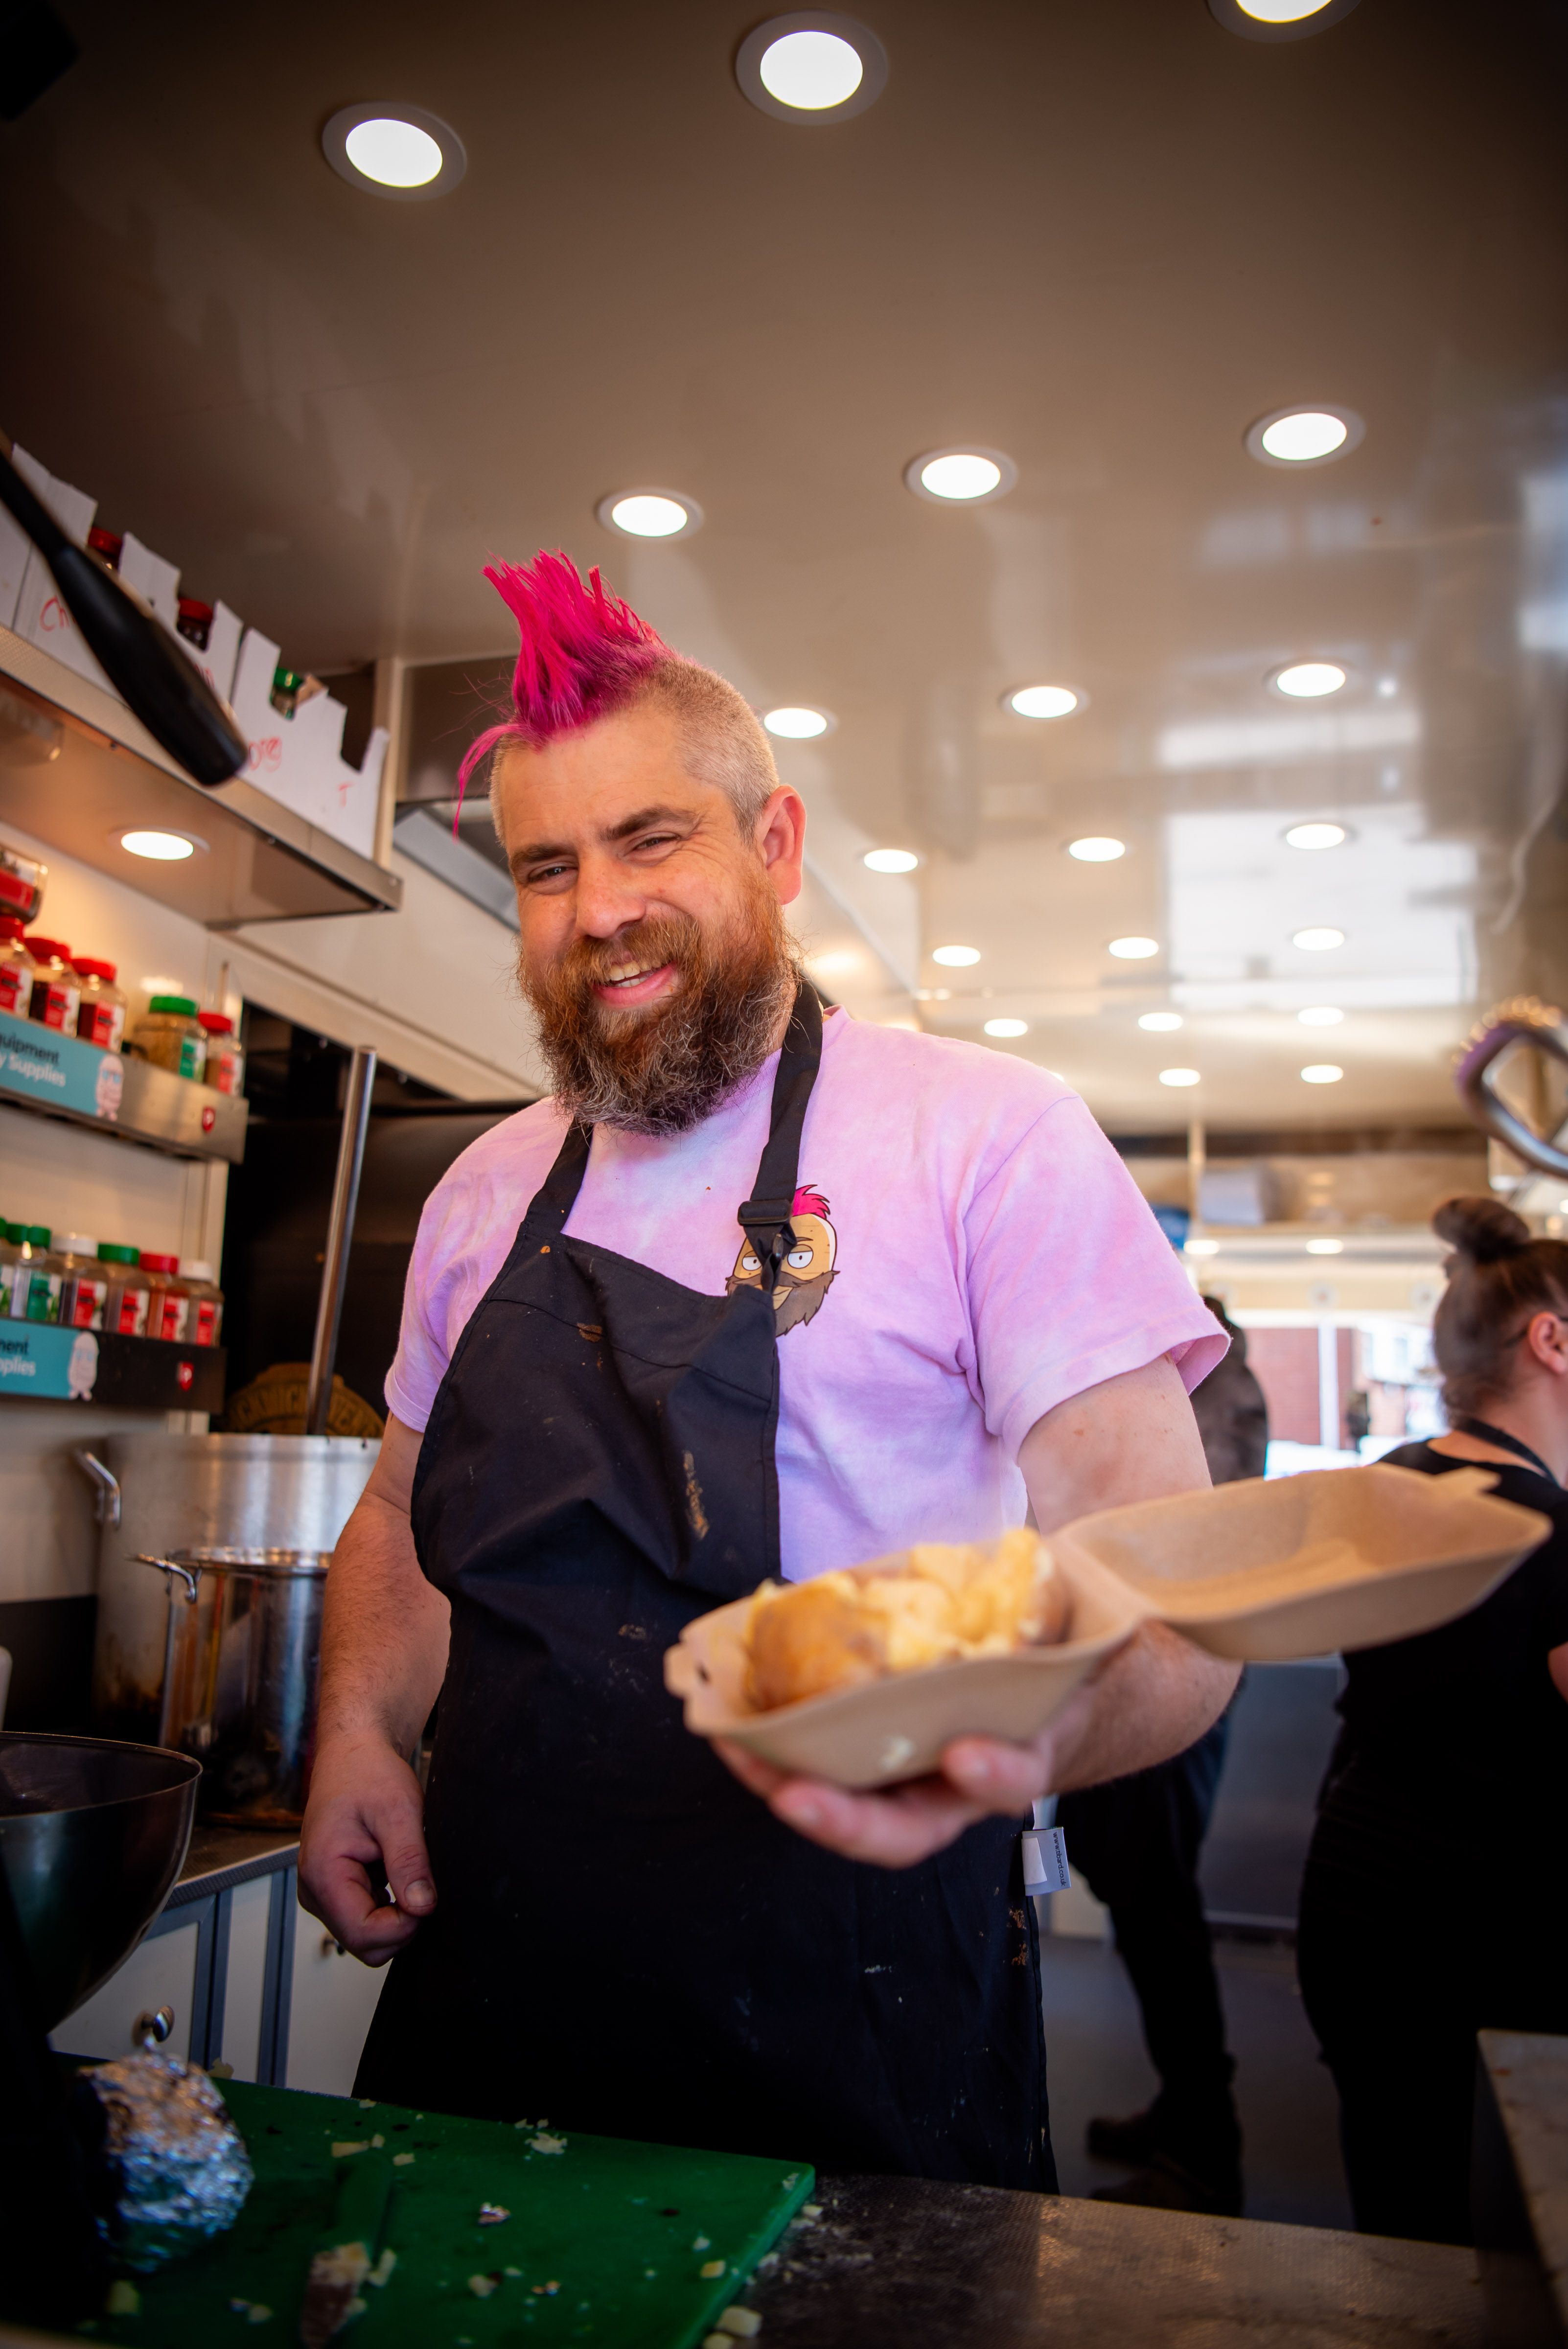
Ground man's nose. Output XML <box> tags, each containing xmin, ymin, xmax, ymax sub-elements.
<box><xmin>574</xmin><ymin>855</ymin><xmax>649</xmax><ymax>939</ymax></box>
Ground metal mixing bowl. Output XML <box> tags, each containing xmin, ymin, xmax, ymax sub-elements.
<box><xmin>0</xmin><ymin>1732</ymin><xmax>201</xmax><ymax>2030</ymax></box>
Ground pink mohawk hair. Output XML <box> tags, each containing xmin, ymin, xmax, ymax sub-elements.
<box><xmin>791</xmin><ymin>1186</ymin><xmax>830</xmax><ymax>1220</ymax></box>
<box><xmin>453</xmin><ymin>550</ymin><xmax>670</xmax><ymax>824</ymax></box>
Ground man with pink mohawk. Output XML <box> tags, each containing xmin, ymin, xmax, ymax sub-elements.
<box><xmin>301</xmin><ymin>551</ymin><xmax>1233</xmax><ymax>2188</ymax></box>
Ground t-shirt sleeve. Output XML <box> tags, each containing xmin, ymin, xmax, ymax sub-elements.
<box><xmin>961</xmin><ymin>1092</ymin><xmax>1227</xmax><ymax>1459</ymax></box>
<box><xmin>384</xmin><ymin>1188</ymin><xmax>460</xmax><ymax>1432</ymax></box>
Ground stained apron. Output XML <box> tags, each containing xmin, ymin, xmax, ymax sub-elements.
<box><xmin>356</xmin><ymin>986</ymin><xmax>1053</xmax><ymax>2187</ymax></box>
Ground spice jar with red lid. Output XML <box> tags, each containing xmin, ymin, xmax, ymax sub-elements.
<box><xmin>197</xmin><ymin>1011</ymin><xmax>244</xmax><ymax>1095</ymax></box>
<box><xmin>24</xmin><ymin>938</ymin><xmax>81</xmax><ymax>1035</ymax></box>
<box><xmin>0</xmin><ymin>918</ymin><xmax>39</xmax><ymax>1020</ymax></box>
<box><xmin>176</xmin><ymin>597</ymin><xmax>213</xmax><ymax>650</ymax></box>
<box><xmin>140</xmin><ymin>1253</ymin><xmax>189</xmax><ymax>1342</ymax></box>
<box><xmin>87</xmin><ymin>526</ymin><xmax>122</xmax><ymax>569</ymax></box>
<box><xmin>73</xmin><ymin>959</ymin><xmax>126</xmax><ymax>1052</ymax></box>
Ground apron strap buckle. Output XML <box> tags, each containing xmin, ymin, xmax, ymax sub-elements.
<box><xmin>738</xmin><ymin>1197</ymin><xmax>797</xmax><ymax>1293</ymax></box>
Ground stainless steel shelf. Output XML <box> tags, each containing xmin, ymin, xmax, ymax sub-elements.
<box><xmin>0</xmin><ymin>625</ymin><xmax>402</xmax><ymax>926</ymax></box>
<box><xmin>0</xmin><ymin>1009</ymin><xmax>248</xmax><ymax>1162</ymax></box>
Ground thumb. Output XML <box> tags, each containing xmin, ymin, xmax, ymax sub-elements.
<box><xmin>383</xmin><ymin>1830</ymin><xmax>437</xmax><ymax>1916</ymax></box>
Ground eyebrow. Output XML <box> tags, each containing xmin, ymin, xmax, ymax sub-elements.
<box><xmin>510</xmin><ymin>804</ymin><xmax>701</xmax><ymax>867</ymax></box>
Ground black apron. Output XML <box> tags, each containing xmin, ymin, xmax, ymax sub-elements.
<box><xmin>356</xmin><ymin>987</ymin><xmax>1054</xmax><ymax>2188</ymax></box>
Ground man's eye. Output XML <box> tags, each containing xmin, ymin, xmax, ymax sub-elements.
<box><xmin>631</xmin><ymin>832</ymin><xmax>682</xmax><ymax>853</ymax></box>
<box><xmin>527</xmin><ymin>862</ymin><xmax>573</xmax><ymax>884</ymax></box>
<box><xmin>786</xmin><ymin>1246</ymin><xmax>813</xmax><ymax>1269</ymax></box>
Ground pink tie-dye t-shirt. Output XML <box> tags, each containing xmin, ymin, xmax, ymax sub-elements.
<box><xmin>388</xmin><ymin>1010</ymin><xmax>1224</xmax><ymax>1583</ymax></box>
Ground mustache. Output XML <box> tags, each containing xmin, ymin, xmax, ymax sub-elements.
<box><xmin>551</xmin><ymin>916</ymin><xmax>702</xmax><ymax>1004</ymax></box>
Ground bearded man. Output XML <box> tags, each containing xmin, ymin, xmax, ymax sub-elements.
<box><xmin>300</xmin><ymin>551</ymin><xmax>1236</xmax><ymax>2188</ymax></box>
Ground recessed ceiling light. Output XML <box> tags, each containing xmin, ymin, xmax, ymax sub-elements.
<box><xmin>1305</xmin><ymin>1237</ymin><xmax>1345</xmax><ymax>1255</ymax></box>
<box><xmin>596</xmin><ymin>489</ymin><xmax>703</xmax><ymax>540</ymax></box>
<box><xmin>118</xmin><ymin>828</ymin><xmax>200</xmax><ymax>861</ymax></box>
<box><xmin>1302</xmin><ymin>1064</ymin><xmax>1344</xmax><ymax>1084</ymax></box>
<box><xmin>1109</xmin><ymin>936</ymin><xmax>1159</xmax><ymax>960</ymax></box>
<box><xmin>1159</xmin><ymin>1067</ymin><xmax>1201</xmax><ymax>1087</ymax></box>
<box><xmin>1209</xmin><ymin>0</ymin><xmax>1362</xmax><ymax>42</ymax></box>
<box><xmin>1185</xmin><ymin>1238</ymin><xmax>1221</xmax><ymax>1257</ymax></box>
<box><xmin>863</xmin><ymin>848</ymin><xmax>919</xmax><ymax>873</ymax></box>
<box><xmin>1293</xmin><ymin>927</ymin><xmax>1345</xmax><ymax>951</ymax></box>
<box><xmin>984</xmin><ymin>1017</ymin><xmax>1028</xmax><ymax>1038</ymax></box>
<box><xmin>1285</xmin><ymin>822</ymin><xmax>1347</xmax><ymax>851</ymax></box>
<box><xmin>904</xmin><ymin>447</ymin><xmax>1017</xmax><ymax>504</ymax></box>
<box><xmin>1244</xmin><ymin>404</ymin><xmax>1366</xmax><ymax>465</ymax></box>
<box><xmin>932</xmin><ymin>944</ymin><xmax>980</xmax><ymax>967</ymax></box>
<box><xmin>1273</xmin><ymin>661</ymin><xmax>1347</xmax><ymax>698</ymax></box>
<box><xmin>736</xmin><ymin>13</ymin><xmax>889</xmax><ymax>122</ymax></box>
<box><xmin>1298</xmin><ymin>1005</ymin><xmax>1344</xmax><ymax>1026</ymax></box>
<box><xmin>1067</xmin><ymin>837</ymin><xmax>1125</xmax><ymax>862</ymax></box>
<box><xmin>322</xmin><ymin>104</ymin><xmax>466</xmax><ymax>200</ymax></box>
<box><xmin>1006</xmin><ymin>684</ymin><xmax>1081</xmax><ymax>719</ymax></box>
<box><xmin>762</xmin><ymin>705</ymin><xmax>833</xmax><ymax>738</ymax></box>
<box><xmin>1139</xmin><ymin>1012</ymin><xmax>1183</xmax><ymax>1032</ymax></box>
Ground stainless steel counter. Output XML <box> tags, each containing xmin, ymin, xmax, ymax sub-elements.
<box><xmin>745</xmin><ymin>2175</ymin><xmax>1484</xmax><ymax>2349</ymax></box>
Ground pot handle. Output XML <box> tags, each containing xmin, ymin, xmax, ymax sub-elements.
<box><xmin>137</xmin><ymin>1554</ymin><xmax>202</xmax><ymax>1606</ymax></box>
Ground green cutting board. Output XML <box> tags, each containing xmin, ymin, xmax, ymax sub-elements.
<box><xmin>72</xmin><ymin>2075</ymin><xmax>813</xmax><ymax>2349</ymax></box>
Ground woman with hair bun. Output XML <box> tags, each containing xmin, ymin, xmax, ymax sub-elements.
<box><xmin>1296</xmin><ymin>1195</ymin><xmax>1568</xmax><ymax>2245</ymax></box>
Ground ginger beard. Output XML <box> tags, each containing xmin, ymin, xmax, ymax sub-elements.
<box><xmin>520</xmin><ymin>861</ymin><xmax>801</xmax><ymax>1137</ymax></box>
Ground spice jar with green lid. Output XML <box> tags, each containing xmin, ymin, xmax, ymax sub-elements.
<box><xmin>99</xmin><ymin>1243</ymin><xmax>150</xmax><ymax>1336</ymax></box>
<box><xmin>5</xmin><ymin>1225</ymin><xmax>60</xmax><ymax>1323</ymax></box>
<box><xmin>129</xmin><ymin>995</ymin><xmax>206</xmax><ymax>1081</ymax></box>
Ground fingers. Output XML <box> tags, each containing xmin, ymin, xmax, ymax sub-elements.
<box><xmin>712</xmin><ymin>1730</ymin><xmax>1061</xmax><ymax>1870</ymax></box>
<box><xmin>298</xmin><ymin>1848</ymin><xmax>419</xmax><ymax>1965</ymax></box>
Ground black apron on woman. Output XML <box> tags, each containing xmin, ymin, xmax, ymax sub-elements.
<box><xmin>357</xmin><ymin>987</ymin><xmax>1054</xmax><ymax>2188</ymax></box>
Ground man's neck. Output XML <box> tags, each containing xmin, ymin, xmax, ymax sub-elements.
<box><xmin>1430</xmin><ymin>1393</ymin><xmax>1568</xmax><ymax>1484</ymax></box>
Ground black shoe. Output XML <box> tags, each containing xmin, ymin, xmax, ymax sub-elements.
<box><xmin>1090</xmin><ymin>2154</ymin><xmax>1244</xmax><ymax>2220</ymax></box>
<box><xmin>1086</xmin><ymin>2106</ymin><xmax>1159</xmax><ymax>2165</ymax></box>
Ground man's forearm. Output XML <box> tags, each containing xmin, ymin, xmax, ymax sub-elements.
<box><xmin>317</xmin><ymin>1495</ymin><xmax>451</xmax><ymax>1755</ymax></box>
<box><xmin>1048</xmin><ymin>1620</ymin><xmax>1239</xmax><ymax>1792</ymax></box>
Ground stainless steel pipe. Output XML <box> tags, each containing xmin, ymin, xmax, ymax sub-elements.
<box><xmin>305</xmin><ymin>1044</ymin><xmax>377</xmax><ymax>1434</ymax></box>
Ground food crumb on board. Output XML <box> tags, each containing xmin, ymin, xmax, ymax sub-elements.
<box><xmin>801</xmin><ymin>2204</ymin><xmax>822</xmax><ymax>2218</ymax></box>
<box><xmin>691</xmin><ymin>2235</ymin><xmax>711</xmax><ymax>2252</ymax></box>
<box><xmin>781</xmin><ymin>2174</ymin><xmax>799</xmax><ymax>2188</ymax></box>
<box><xmin>330</xmin><ymin>2141</ymin><xmax>369</xmax><ymax>2158</ymax></box>
<box><xmin>478</xmin><ymin>2204</ymin><xmax>510</xmax><ymax>2226</ymax></box>
<box><xmin>529</xmin><ymin>2281</ymin><xmax>560</xmax><ymax>2297</ymax></box>
<box><xmin>367</xmin><ymin>2250</ymin><xmax>397</xmax><ymax>2289</ymax></box>
<box><xmin>392</xmin><ymin>2153</ymin><xmax>416</xmax><ymax>2167</ymax></box>
<box><xmin>358</xmin><ymin>2098</ymin><xmax>377</xmax><ymax>2109</ymax></box>
<box><xmin>699</xmin><ymin>2260</ymin><xmax>726</xmax><ymax>2279</ymax></box>
<box><xmin>528</xmin><ymin>2133</ymin><xmax>566</xmax><ymax>2155</ymax></box>
<box><xmin>758</xmin><ymin>2254</ymin><xmax>780</xmax><ymax>2271</ymax></box>
<box><xmin>645</xmin><ymin>2268</ymin><xmax>657</xmax><ymax>2280</ymax></box>
<box><xmin>104</xmin><ymin>2283</ymin><xmax>139</xmax><ymax>2317</ymax></box>
<box><xmin>369</xmin><ymin>2133</ymin><xmax>385</xmax><ymax>2149</ymax></box>
<box><xmin>466</xmin><ymin>2276</ymin><xmax>498</xmax><ymax>2300</ymax></box>
<box><xmin>716</xmin><ymin>2311</ymin><xmax>762</xmax><ymax>2339</ymax></box>
<box><xmin>503</xmin><ymin>2267</ymin><xmax>522</xmax><ymax>2279</ymax></box>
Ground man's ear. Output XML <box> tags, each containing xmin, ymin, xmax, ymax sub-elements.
<box><xmin>755</xmin><ymin>786</ymin><xmax>806</xmax><ymax>907</ymax></box>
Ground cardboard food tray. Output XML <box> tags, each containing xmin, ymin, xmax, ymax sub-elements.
<box><xmin>664</xmin><ymin>1465</ymin><xmax>1548</xmax><ymax>1790</ymax></box>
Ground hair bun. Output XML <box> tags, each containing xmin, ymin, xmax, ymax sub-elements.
<box><xmin>1432</xmin><ymin>1193</ymin><xmax>1530</xmax><ymax>1263</ymax></box>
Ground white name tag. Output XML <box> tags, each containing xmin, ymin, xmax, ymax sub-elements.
<box><xmin>1021</xmin><ymin>1826</ymin><xmax>1071</xmax><ymax>1897</ymax></box>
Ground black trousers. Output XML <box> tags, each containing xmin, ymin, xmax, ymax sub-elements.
<box><xmin>1297</xmin><ymin>1750</ymin><xmax>1568</xmax><ymax>2245</ymax></box>
<box><xmin>1055</xmin><ymin>1714</ymin><xmax>1239</xmax><ymax>2177</ymax></box>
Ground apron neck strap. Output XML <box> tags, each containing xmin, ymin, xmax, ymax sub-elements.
<box><xmin>737</xmin><ymin>981</ymin><xmax>824</xmax><ymax>1292</ymax></box>
<box><xmin>1452</xmin><ymin>1414</ymin><xmax>1561</xmax><ymax>1486</ymax></box>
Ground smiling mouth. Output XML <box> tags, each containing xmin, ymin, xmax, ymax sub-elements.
<box><xmin>590</xmin><ymin>959</ymin><xmax>679</xmax><ymax>1007</ymax></box>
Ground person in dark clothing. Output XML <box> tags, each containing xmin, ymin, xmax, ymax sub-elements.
<box><xmin>1059</xmin><ymin>1296</ymin><xmax>1268</xmax><ymax>2215</ymax></box>
<box><xmin>1296</xmin><ymin>1196</ymin><xmax>1568</xmax><ymax>2245</ymax></box>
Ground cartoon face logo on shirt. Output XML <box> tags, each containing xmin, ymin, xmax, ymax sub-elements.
<box><xmin>726</xmin><ymin>1185</ymin><xmax>838</xmax><ymax>1336</ymax></box>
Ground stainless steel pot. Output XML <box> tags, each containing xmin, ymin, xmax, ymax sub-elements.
<box><xmin>142</xmin><ymin>1549</ymin><xmax>330</xmax><ymax>1828</ymax></box>
<box><xmin>84</xmin><ymin>1435</ymin><xmax>378</xmax><ymax>1739</ymax></box>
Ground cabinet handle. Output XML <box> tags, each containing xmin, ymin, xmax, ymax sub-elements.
<box><xmin>134</xmin><ymin>2004</ymin><xmax>175</xmax><ymax>2049</ymax></box>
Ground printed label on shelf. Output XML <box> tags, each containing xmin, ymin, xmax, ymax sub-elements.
<box><xmin>0</xmin><ymin>1324</ymin><xmax>100</xmax><ymax>1400</ymax></box>
<box><xmin>0</xmin><ymin>1012</ymin><xmax>121</xmax><ymax>1121</ymax></box>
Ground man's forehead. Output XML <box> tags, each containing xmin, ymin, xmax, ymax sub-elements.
<box><xmin>493</xmin><ymin>708</ymin><xmax>721</xmax><ymax>852</ymax></box>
